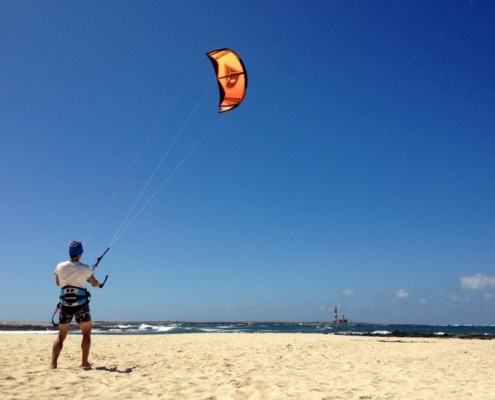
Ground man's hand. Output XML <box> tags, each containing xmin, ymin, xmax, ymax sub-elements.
<box><xmin>88</xmin><ymin>276</ymin><xmax>100</xmax><ymax>288</ymax></box>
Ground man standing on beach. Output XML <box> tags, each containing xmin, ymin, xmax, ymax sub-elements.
<box><xmin>51</xmin><ymin>241</ymin><xmax>102</xmax><ymax>369</ymax></box>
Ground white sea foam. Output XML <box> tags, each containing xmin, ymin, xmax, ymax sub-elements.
<box><xmin>138</xmin><ymin>324</ymin><xmax>155</xmax><ymax>330</ymax></box>
<box><xmin>155</xmin><ymin>326</ymin><xmax>175</xmax><ymax>332</ymax></box>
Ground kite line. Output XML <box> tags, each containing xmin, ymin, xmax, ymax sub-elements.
<box><xmin>107</xmin><ymin>77</ymin><xmax>216</xmax><ymax>249</ymax></box>
<box><xmin>84</xmin><ymin>59</ymin><xmax>204</xmax><ymax>246</ymax></box>
<box><xmin>85</xmin><ymin>48</ymin><xmax>247</xmax><ymax>280</ymax></box>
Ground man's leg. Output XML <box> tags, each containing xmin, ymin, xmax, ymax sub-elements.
<box><xmin>79</xmin><ymin>321</ymin><xmax>92</xmax><ymax>368</ymax></box>
<box><xmin>51</xmin><ymin>323</ymin><xmax>70</xmax><ymax>369</ymax></box>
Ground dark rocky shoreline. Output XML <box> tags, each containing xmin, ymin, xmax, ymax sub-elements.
<box><xmin>0</xmin><ymin>321</ymin><xmax>111</xmax><ymax>332</ymax></box>
<box><xmin>334</xmin><ymin>330</ymin><xmax>495</xmax><ymax>340</ymax></box>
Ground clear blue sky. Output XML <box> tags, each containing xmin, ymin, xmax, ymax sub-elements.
<box><xmin>1</xmin><ymin>1</ymin><xmax>494</xmax><ymax>324</ymax></box>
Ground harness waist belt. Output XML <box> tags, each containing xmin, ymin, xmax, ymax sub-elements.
<box><xmin>59</xmin><ymin>286</ymin><xmax>91</xmax><ymax>308</ymax></box>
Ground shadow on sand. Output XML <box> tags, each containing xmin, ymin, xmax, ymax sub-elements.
<box><xmin>95</xmin><ymin>366</ymin><xmax>133</xmax><ymax>373</ymax></box>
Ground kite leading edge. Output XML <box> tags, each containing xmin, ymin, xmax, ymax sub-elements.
<box><xmin>207</xmin><ymin>48</ymin><xmax>248</xmax><ymax>113</ymax></box>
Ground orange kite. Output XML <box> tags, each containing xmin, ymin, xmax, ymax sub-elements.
<box><xmin>207</xmin><ymin>48</ymin><xmax>248</xmax><ymax>113</ymax></box>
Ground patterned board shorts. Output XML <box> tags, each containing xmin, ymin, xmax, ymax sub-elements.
<box><xmin>59</xmin><ymin>304</ymin><xmax>91</xmax><ymax>325</ymax></box>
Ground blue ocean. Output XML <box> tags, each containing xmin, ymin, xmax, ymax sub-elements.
<box><xmin>91</xmin><ymin>322</ymin><xmax>495</xmax><ymax>336</ymax></box>
<box><xmin>2</xmin><ymin>322</ymin><xmax>494</xmax><ymax>336</ymax></box>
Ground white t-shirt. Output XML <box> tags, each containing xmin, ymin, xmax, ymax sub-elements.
<box><xmin>54</xmin><ymin>260</ymin><xmax>94</xmax><ymax>289</ymax></box>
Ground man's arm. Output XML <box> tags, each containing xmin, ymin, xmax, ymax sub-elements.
<box><xmin>88</xmin><ymin>275</ymin><xmax>101</xmax><ymax>288</ymax></box>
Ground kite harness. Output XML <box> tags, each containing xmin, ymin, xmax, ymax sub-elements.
<box><xmin>51</xmin><ymin>247</ymin><xmax>110</xmax><ymax>327</ymax></box>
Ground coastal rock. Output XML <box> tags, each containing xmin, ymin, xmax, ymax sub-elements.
<box><xmin>337</xmin><ymin>330</ymin><xmax>495</xmax><ymax>340</ymax></box>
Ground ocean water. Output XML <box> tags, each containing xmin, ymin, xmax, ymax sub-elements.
<box><xmin>91</xmin><ymin>322</ymin><xmax>495</xmax><ymax>336</ymax></box>
<box><xmin>1</xmin><ymin>322</ymin><xmax>494</xmax><ymax>336</ymax></box>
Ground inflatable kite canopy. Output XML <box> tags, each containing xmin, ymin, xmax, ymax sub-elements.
<box><xmin>207</xmin><ymin>48</ymin><xmax>248</xmax><ymax>113</ymax></box>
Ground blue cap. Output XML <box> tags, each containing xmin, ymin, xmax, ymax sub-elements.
<box><xmin>69</xmin><ymin>241</ymin><xmax>83</xmax><ymax>257</ymax></box>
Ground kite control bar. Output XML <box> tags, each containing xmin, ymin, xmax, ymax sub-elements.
<box><xmin>93</xmin><ymin>247</ymin><xmax>110</xmax><ymax>288</ymax></box>
<box><xmin>94</xmin><ymin>247</ymin><xmax>110</xmax><ymax>268</ymax></box>
<box><xmin>99</xmin><ymin>275</ymin><xmax>109</xmax><ymax>289</ymax></box>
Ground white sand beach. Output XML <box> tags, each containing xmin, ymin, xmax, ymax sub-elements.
<box><xmin>1</xmin><ymin>333</ymin><xmax>494</xmax><ymax>399</ymax></box>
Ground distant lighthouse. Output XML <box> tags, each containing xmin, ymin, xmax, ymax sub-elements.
<box><xmin>332</xmin><ymin>306</ymin><xmax>348</xmax><ymax>324</ymax></box>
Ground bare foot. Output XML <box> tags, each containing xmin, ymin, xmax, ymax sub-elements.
<box><xmin>80</xmin><ymin>362</ymin><xmax>92</xmax><ymax>369</ymax></box>
<box><xmin>50</xmin><ymin>362</ymin><xmax>57</xmax><ymax>370</ymax></box>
